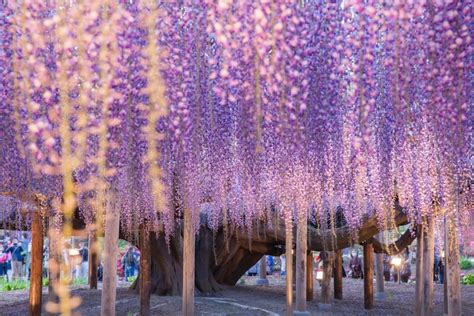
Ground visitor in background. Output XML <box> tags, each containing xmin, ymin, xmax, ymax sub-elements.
<box><xmin>349</xmin><ymin>251</ymin><xmax>363</xmax><ymax>279</ymax></box>
<box><xmin>433</xmin><ymin>252</ymin><xmax>440</xmax><ymax>282</ymax></box>
<box><xmin>21</xmin><ymin>233</ymin><xmax>29</xmax><ymax>279</ymax></box>
<box><xmin>383</xmin><ymin>254</ymin><xmax>391</xmax><ymax>281</ymax></box>
<box><xmin>133</xmin><ymin>247</ymin><xmax>141</xmax><ymax>276</ymax></box>
<box><xmin>267</xmin><ymin>255</ymin><xmax>274</xmax><ymax>275</ymax></box>
<box><xmin>76</xmin><ymin>242</ymin><xmax>89</xmax><ymax>279</ymax></box>
<box><xmin>400</xmin><ymin>248</ymin><xmax>411</xmax><ymax>283</ymax></box>
<box><xmin>0</xmin><ymin>246</ymin><xmax>8</xmax><ymax>280</ymax></box>
<box><xmin>98</xmin><ymin>261</ymin><xmax>103</xmax><ymax>282</ymax></box>
<box><xmin>122</xmin><ymin>247</ymin><xmax>138</xmax><ymax>281</ymax></box>
<box><xmin>438</xmin><ymin>256</ymin><xmax>445</xmax><ymax>284</ymax></box>
<box><xmin>332</xmin><ymin>255</ymin><xmax>347</xmax><ymax>278</ymax></box>
<box><xmin>42</xmin><ymin>244</ymin><xmax>49</xmax><ymax>279</ymax></box>
<box><xmin>7</xmin><ymin>239</ymin><xmax>24</xmax><ymax>280</ymax></box>
<box><xmin>280</xmin><ymin>254</ymin><xmax>286</xmax><ymax>277</ymax></box>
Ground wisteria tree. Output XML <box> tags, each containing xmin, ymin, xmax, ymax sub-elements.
<box><xmin>0</xmin><ymin>0</ymin><xmax>472</xmax><ymax>309</ymax></box>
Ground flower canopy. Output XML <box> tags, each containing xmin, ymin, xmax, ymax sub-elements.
<box><xmin>0</xmin><ymin>0</ymin><xmax>472</xmax><ymax>239</ymax></box>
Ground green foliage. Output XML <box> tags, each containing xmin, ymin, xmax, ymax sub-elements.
<box><xmin>460</xmin><ymin>257</ymin><xmax>473</xmax><ymax>270</ymax></box>
<box><xmin>0</xmin><ymin>279</ymin><xmax>28</xmax><ymax>292</ymax></box>
<box><xmin>42</xmin><ymin>278</ymin><xmax>49</xmax><ymax>287</ymax></box>
<box><xmin>127</xmin><ymin>275</ymin><xmax>137</xmax><ymax>283</ymax></box>
<box><xmin>462</xmin><ymin>274</ymin><xmax>474</xmax><ymax>285</ymax></box>
<box><xmin>72</xmin><ymin>277</ymin><xmax>88</xmax><ymax>286</ymax></box>
<box><xmin>118</xmin><ymin>239</ymin><xmax>129</xmax><ymax>250</ymax></box>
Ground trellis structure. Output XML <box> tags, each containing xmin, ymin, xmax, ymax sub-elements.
<box><xmin>0</xmin><ymin>0</ymin><xmax>471</xmax><ymax>315</ymax></box>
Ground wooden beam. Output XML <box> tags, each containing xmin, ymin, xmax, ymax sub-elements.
<box><xmin>139</xmin><ymin>224</ymin><xmax>151</xmax><ymax>316</ymax></box>
<box><xmin>182</xmin><ymin>208</ymin><xmax>195</xmax><ymax>316</ymax></box>
<box><xmin>285</xmin><ymin>218</ymin><xmax>293</xmax><ymax>316</ymax></box>
<box><xmin>421</xmin><ymin>216</ymin><xmax>434</xmax><ymax>316</ymax></box>
<box><xmin>363</xmin><ymin>243</ymin><xmax>374</xmax><ymax>310</ymax></box>
<box><xmin>88</xmin><ymin>230</ymin><xmax>98</xmax><ymax>290</ymax></box>
<box><xmin>295</xmin><ymin>216</ymin><xmax>307</xmax><ymax>313</ymax></box>
<box><xmin>307</xmin><ymin>203</ymin><xmax>408</xmax><ymax>251</ymax></box>
<box><xmin>445</xmin><ymin>216</ymin><xmax>461</xmax><ymax>316</ymax></box>
<box><xmin>371</xmin><ymin>228</ymin><xmax>416</xmax><ymax>255</ymax></box>
<box><xmin>415</xmin><ymin>224</ymin><xmax>424</xmax><ymax>316</ymax></box>
<box><xmin>100</xmin><ymin>192</ymin><xmax>120</xmax><ymax>316</ymax></box>
<box><xmin>334</xmin><ymin>249</ymin><xmax>343</xmax><ymax>300</ymax></box>
<box><xmin>306</xmin><ymin>252</ymin><xmax>313</xmax><ymax>301</ymax></box>
<box><xmin>235</xmin><ymin>202</ymin><xmax>409</xmax><ymax>253</ymax></box>
<box><xmin>29</xmin><ymin>210</ymin><xmax>44</xmax><ymax>316</ymax></box>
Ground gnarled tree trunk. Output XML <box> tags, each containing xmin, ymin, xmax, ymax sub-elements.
<box><xmin>130</xmin><ymin>204</ymin><xmax>411</xmax><ymax>296</ymax></box>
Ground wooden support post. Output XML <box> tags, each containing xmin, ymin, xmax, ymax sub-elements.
<box><xmin>306</xmin><ymin>252</ymin><xmax>313</xmax><ymax>302</ymax></box>
<box><xmin>415</xmin><ymin>224</ymin><xmax>424</xmax><ymax>316</ymax></box>
<box><xmin>444</xmin><ymin>271</ymin><xmax>448</xmax><ymax>315</ymax></box>
<box><xmin>139</xmin><ymin>224</ymin><xmax>151</xmax><ymax>316</ymax></box>
<box><xmin>375</xmin><ymin>253</ymin><xmax>384</xmax><ymax>297</ymax></box>
<box><xmin>257</xmin><ymin>255</ymin><xmax>269</xmax><ymax>285</ymax></box>
<box><xmin>100</xmin><ymin>193</ymin><xmax>120</xmax><ymax>316</ymax></box>
<box><xmin>182</xmin><ymin>208</ymin><xmax>195</xmax><ymax>316</ymax></box>
<box><xmin>334</xmin><ymin>249</ymin><xmax>343</xmax><ymax>300</ymax></box>
<box><xmin>29</xmin><ymin>210</ymin><xmax>44</xmax><ymax>316</ymax></box>
<box><xmin>48</xmin><ymin>217</ymin><xmax>60</xmax><ymax>304</ymax></box>
<box><xmin>320</xmin><ymin>251</ymin><xmax>334</xmax><ymax>309</ymax></box>
<box><xmin>88</xmin><ymin>230</ymin><xmax>98</xmax><ymax>290</ymax></box>
<box><xmin>421</xmin><ymin>216</ymin><xmax>434</xmax><ymax>316</ymax></box>
<box><xmin>445</xmin><ymin>216</ymin><xmax>461</xmax><ymax>316</ymax></box>
<box><xmin>363</xmin><ymin>243</ymin><xmax>374</xmax><ymax>310</ymax></box>
<box><xmin>375</xmin><ymin>233</ymin><xmax>384</xmax><ymax>300</ymax></box>
<box><xmin>295</xmin><ymin>215</ymin><xmax>308</xmax><ymax>314</ymax></box>
<box><xmin>375</xmin><ymin>254</ymin><xmax>384</xmax><ymax>297</ymax></box>
<box><xmin>285</xmin><ymin>218</ymin><xmax>293</xmax><ymax>316</ymax></box>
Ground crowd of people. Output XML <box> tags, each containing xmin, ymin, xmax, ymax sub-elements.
<box><xmin>251</xmin><ymin>247</ymin><xmax>446</xmax><ymax>286</ymax></box>
<box><xmin>0</xmin><ymin>233</ymin><xmax>30</xmax><ymax>281</ymax></box>
<box><xmin>1</xmin><ymin>231</ymin><xmax>141</xmax><ymax>284</ymax></box>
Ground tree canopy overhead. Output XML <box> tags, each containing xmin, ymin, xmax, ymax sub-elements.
<box><xmin>0</xmin><ymin>0</ymin><xmax>471</xmax><ymax>239</ymax></box>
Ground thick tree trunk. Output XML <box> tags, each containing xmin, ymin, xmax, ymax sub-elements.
<box><xmin>127</xmin><ymin>206</ymin><xmax>410</xmax><ymax>296</ymax></box>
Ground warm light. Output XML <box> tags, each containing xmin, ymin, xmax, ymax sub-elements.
<box><xmin>391</xmin><ymin>257</ymin><xmax>402</xmax><ymax>266</ymax></box>
<box><xmin>316</xmin><ymin>270</ymin><xmax>324</xmax><ymax>280</ymax></box>
<box><xmin>441</xmin><ymin>250</ymin><xmax>445</xmax><ymax>258</ymax></box>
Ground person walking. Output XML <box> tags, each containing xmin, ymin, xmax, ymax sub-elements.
<box><xmin>121</xmin><ymin>247</ymin><xmax>137</xmax><ymax>281</ymax></box>
<box><xmin>21</xmin><ymin>233</ymin><xmax>29</xmax><ymax>279</ymax></box>
<box><xmin>438</xmin><ymin>256</ymin><xmax>445</xmax><ymax>284</ymax></box>
<box><xmin>77</xmin><ymin>242</ymin><xmax>89</xmax><ymax>279</ymax></box>
<box><xmin>0</xmin><ymin>246</ymin><xmax>8</xmax><ymax>280</ymax></box>
<box><xmin>280</xmin><ymin>254</ymin><xmax>286</xmax><ymax>277</ymax></box>
<box><xmin>7</xmin><ymin>240</ymin><xmax>24</xmax><ymax>280</ymax></box>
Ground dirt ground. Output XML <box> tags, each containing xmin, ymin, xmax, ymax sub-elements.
<box><xmin>1</xmin><ymin>276</ymin><xmax>473</xmax><ymax>315</ymax></box>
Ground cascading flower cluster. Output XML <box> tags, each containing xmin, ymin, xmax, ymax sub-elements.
<box><xmin>0</xmin><ymin>0</ymin><xmax>472</xmax><ymax>240</ymax></box>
